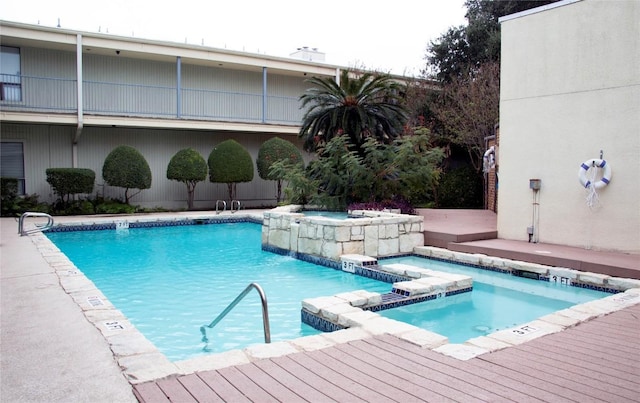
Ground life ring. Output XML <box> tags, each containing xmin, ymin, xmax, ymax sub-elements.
<box><xmin>578</xmin><ymin>158</ymin><xmax>612</xmax><ymax>189</ymax></box>
<box><xmin>483</xmin><ymin>146</ymin><xmax>496</xmax><ymax>173</ymax></box>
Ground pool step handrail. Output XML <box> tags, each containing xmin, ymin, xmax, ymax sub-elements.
<box><xmin>200</xmin><ymin>282</ymin><xmax>271</xmax><ymax>345</ymax></box>
<box><xmin>18</xmin><ymin>212</ymin><xmax>55</xmax><ymax>236</ymax></box>
<box><xmin>215</xmin><ymin>200</ymin><xmax>227</xmax><ymax>215</ymax></box>
<box><xmin>231</xmin><ymin>200</ymin><xmax>241</xmax><ymax>213</ymax></box>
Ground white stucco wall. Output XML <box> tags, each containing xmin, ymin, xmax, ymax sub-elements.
<box><xmin>498</xmin><ymin>0</ymin><xmax>640</xmax><ymax>253</ymax></box>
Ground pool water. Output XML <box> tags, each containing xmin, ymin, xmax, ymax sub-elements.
<box><xmin>46</xmin><ymin>222</ymin><xmax>390</xmax><ymax>361</ymax></box>
<box><xmin>378</xmin><ymin>256</ymin><xmax>609</xmax><ymax>342</ymax></box>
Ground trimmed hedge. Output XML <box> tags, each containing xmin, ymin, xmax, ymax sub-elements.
<box><xmin>46</xmin><ymin>168</ymin><xmax>95</xmax><ymax>203</ymax></box>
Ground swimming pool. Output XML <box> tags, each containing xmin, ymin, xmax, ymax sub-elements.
<box><xmin>377</xmin><ymin>256</ymin><xmax>610</xmax><ymax>342</ymax></box>
<box><xmin>45</xmin><ymin>218</ymin><xmax>613</xmax><ymax>363</ymax></box>
<box><xmin>45</xmin><ymin>222</ymin><xmax>390</xmax><ymax>361</ymax></box>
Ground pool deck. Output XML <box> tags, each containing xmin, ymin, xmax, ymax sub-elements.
<box><xmin>2</xmin><ymin>210</ymin><xmax>639</xmax><ymax>402</ymax></box>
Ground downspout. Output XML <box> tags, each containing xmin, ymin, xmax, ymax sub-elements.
<box><xmin>73</xmin><ymin>34</ymin><xmax>83</xmax><ymax>168</ymax></box>
<box><xmin>262</xmin><ymin>67</ymin><xmax>267</xmax><ymax>123</ymax></box>
<box><xmin>335</xmin><ymin>68</ymin><xmax>340</xmax><ymax>85</ymax></box>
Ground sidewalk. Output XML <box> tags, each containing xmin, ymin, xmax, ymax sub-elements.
<box><xmin>0</xmin><ymin>217</ymin><xmax>136</xmax><ymax>402</ymax></box>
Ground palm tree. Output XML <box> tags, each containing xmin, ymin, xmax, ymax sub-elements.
<box><xmin>299</xmin><ymin>70</ymin><xmax>409</xmax><ymax>153</ymax></box>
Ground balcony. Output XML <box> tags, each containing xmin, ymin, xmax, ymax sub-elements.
<box><xmin>0</xmin><ymin>74</ymin><xmax>304</xmax><ymax>126</ymax></box>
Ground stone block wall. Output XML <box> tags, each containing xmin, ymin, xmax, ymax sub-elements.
<box><xmin>262</xmin><ymin>209</ymin><xmax>425</xmax><ymax>262</ymax></box>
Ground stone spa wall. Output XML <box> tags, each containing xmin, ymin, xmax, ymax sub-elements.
<box><xmin>262</xmin><ymin>207</ymin><xmax>425</xmax><ymax>262</ymax></box>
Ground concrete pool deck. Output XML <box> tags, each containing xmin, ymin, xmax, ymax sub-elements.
<box><xmin>1</xmin><ymin>210</ymin><xmax>639</xmax><ymax>401</ymax></box>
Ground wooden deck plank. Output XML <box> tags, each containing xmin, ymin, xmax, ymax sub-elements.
<box><xmin>540</xmin><ymin>330</ymin><xmax>640</xmax><ymax>360</ymax></box>
<box><xmin>156</xmin><ymin>377</ymin><xmax>198</xmax><ymax>403</ymax></box>
<box><xmin>308</xmin><ymin>347</ymin><xmax>444</xmax><ymax>401</ymax></box>
<box><xmin>533</xmin><ymin>332</ymin><xmax>640</xmax><ymax>368</ymax></box>
<box><xmin>324</xmin><ymin>343</ymin><xmax>467</xmax><ymax>402</ymax></box>
<box><xmin>287</xmin><ymin>351</ymin><xmax>398</xmax><ymax>402</ymax></box>
<box><xmin>377</xmin><ymin>334</ymin><xmax>560</xmax><ymax>402</ymax></box>
<box><xmin>500</xmin><ymin>347</ymin><xmax>639</xmax><ymax>401</ymax></box>
<box><xmin>177</xmin><ymin>373</ymin><xmax>223</xmax><ymax>402</ymax></box>
<box><xmin>216</xmin><ymin>365</ymin><xmax>278</xmax><ymax>402</ymax></box>
<box><xmin>349</xmin><ymin>338</ymin><xmax>510</xmax><ymax>402</ymax></box>
<box><xmin>366</xmin><ymin>335</ymin><xmax>534</xmax><ymax>402</ymax></box>
<box><xmin>197</xmin><ymin>369</ymin><xmax>252</xmax><ymax>402</ymax></box>
<box><xmin>234</xmin><ymin>362</ymin><xmax>306</xmax><ymax>402</ymax></box>
<box><xmin>466</xmin><ymin>358</ymin><xmax>578</xmax><ymax>403</ymax></box>
<box><xmin>479</xmin><ymin>353</ymin><xmax>619</xmax><ymax>402</ymax></box>
<box><xmin>562</xmin><ymin>324</ymin><xmax>639</xmax><ymax>351</ymax></box>
<box><xmin>253</xmin><ymin>358</ymin><xmax>336</xmax><ymax>402</ymax></box>
<box><xmin>132</xmin><ymin>382</ymin><xmax>171</xmax><ymax>403</ymax></box>
<box><xmin>516</xmin><ymin>341</ymin><xmax>640</xmax><ymax>384</ymax></box>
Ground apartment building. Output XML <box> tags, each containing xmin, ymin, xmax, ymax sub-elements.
<box><xmin>0</xmin><ymin>21</ymin><xmax>340</xmax><ymax>209</ymax></box>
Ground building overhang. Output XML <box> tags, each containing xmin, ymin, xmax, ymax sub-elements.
<box><xmin>0</xmin><ymin>111</ymin><xmax>300</xmax><ymax>135</ymax></box>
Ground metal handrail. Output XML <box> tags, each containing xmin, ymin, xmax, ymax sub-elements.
<box><xmin>231</xmin><ymin>200</ymin><xmax>241</xmax><ymax>213</ymax></box>
<box><xmin>200</xmin><ymin>282</ymin><xmax>270</xmax><ymax>346</ymax></box>
<box><xmin>18</xmin><ymin>212</ymin><xmax>54</xmax><ymax>236</ymax></box>
<box><xmin>215</xmin><ymin>200</ymin><xmax>226</xmax><ymax>214</ymax></box>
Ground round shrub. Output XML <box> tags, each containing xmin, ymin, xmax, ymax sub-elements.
<box><xmin>102</xmin><ymin>145</ymin><xmax>152</xmax><ymax>204</ymax></box>
<box><xmin>208</xmin><ymin>139</ymin><xmax>254</xmax><ymax>201</ymax></box>
<box><xmin>256</xmin><ymin>137</ymin><xmax>303</xmax><ymax>180</ymax></box>
<box><xmin>167</xmin><ymin>148</ymin><xmax>208</xmax><ymax>210</ymax></box>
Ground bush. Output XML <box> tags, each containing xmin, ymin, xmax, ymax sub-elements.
<box><xmin>46</xmin><ymin>168</ymin><xmax>95</xmax><ymax>205</ymax></box>
<box><xmin>167</xmin><ymin>148</ymin><xmax>207</xmax><ymax>210</ymax></box>
<box><xmin>436</xmin><ymin>165</ymin><xmax>483</xmax><ymax>208</ymax></box>
<box><xmin>0</xmin><ymin>177</ymin><xmax>47</xmax><ymax>217</ymax></box>
<box><xmin>257</xmin><ymin>137</ymin><xmax>303</xmax><ymax>203</ymax></box>
<box><xmin>102</xmin><ymin>145</ymin><xmax>152</xmax><ymax>204</ymax></box>
<box><xmin>208</xmin><ymin>140</ymin><xmax>254</xmax><ymax>200</ymax></box>
<box><xmin>94</xmin><ymin>198</ymin><xmax>137</xmax><ymax>214</ymax></box>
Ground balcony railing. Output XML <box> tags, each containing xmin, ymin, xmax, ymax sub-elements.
<box><xmin>0</xmin><ymin>74</ymin><xmax>304</xmax><ymax>125</ymax></box>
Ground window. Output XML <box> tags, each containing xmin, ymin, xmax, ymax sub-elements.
<box><xmin>1</xmin><ymin>46</ymin><xmax>21</xmax><ymax>101</ymax></box>
<box><xmin>0</xmin><ymin>142</ymin><xmax>26</xmax><ymax>194</ymax></box>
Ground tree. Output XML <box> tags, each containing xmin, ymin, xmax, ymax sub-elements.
<box><xmin>286</xmin><ymin>131</ymin><xmax>444</xmax><ymax>212</ymax></box>
<box><xmin>45</xmin><ymin>168</ymin><xmax>95</xmax><ymax>205</ymax></box>
<box><xmin>432</xmin><ymin>61</ymin><xmax>500</xmax><ymax>172</ymax></box>
<box><xmin>256</xmin><ymin>137</ymin><xmax>303</xmax><ymax>203</ymax></box>
<box><xmin>208</xmin><ymin>139</ymin><xmax>254</xmax><ymax>201</ymax></box>
<box><xmin>167</xmin><ymin>148</ymin><xmax>208</xmax><ymax>210</ymax></box>
<box><xmin>426</xmin><ymin>0</ymin><xmax>560</xmax><ymax>82</ymax></box>
<box><xmin>298</xmin><ymin>69</ymin><xmax>408</xmax><ymax>154</ymax></box>
<box><xmin>102</xmin><ymin>145</ymin><xmax>152</xmax><ymax>204</ymax></box>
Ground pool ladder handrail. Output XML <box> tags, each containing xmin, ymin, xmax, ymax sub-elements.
<box><xmin>18</xmin><ymin>212</ymin><xmax>55</xmax><ymax>236</ymax></box>
<box><xmin>215</xmin><ymin>200</ymin><xmax>226</xmax><ymax>214</ymax></box>
<box><xmin>231</xmin><ymin>200</ymin><xmax>241</xmax><ymax>213</ymax></box>
<box><xmin>200</xmin><ymin>282</ymin><xmax>271</xmax><ymax>344</ymax></box>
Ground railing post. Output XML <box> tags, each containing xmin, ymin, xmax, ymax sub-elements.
<box><xmin>262</xmin><ymin>66</ymin><xmax>267</xmax><ymax>124</ymax></box>
<box><xmin>176</xmin><ymin>56</ymin><xmax>182</xmax><ymax>118</ymax></box>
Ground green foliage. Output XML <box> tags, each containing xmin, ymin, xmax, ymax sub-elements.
<box><xmin>256</xmin><ymin>138</ymin><xmax>303</xmax><ymax>180</ymax></box>
<box><xmin>257</xmin><ymin>137</ymin><xmax>304</xmax><ymax>203</ymax></box>
<box><xmin>0</xmin><ymin>178</ymin><xmax>47</xmax><ymax>216</ymax></box>
<box><xmin>269</xmin><ymin>160</ymin><xmax>318</xmax><ymax>206</ymax></box>
<box><xmin>94</xmin><ymin>198</ymin><xmax>137</xmax><ymax>214</ymax></box>
<box><xmin>46</xmin><ymin>168</ymin><xmax>95</xmax><ymax>204</ymax></box>
<box><xmin>427</xmin><ymin>0</ymin><xmax>560</xmax><ymax>82</ymax></box>
<box><xmin>299</xmin><ymin>70</ymin><xmax>408</xmax><ymax>153</ymax></box>
<box><xmin>208</xmin><ymin>139</ymin><xmax>254</xmax><ymax>200</ymax></box>
<box><xmin>283</xmin><ymin>129</ymin><xmax>444</xmax><ymax>211</ymax></box>
<box><xmin>167</xmin><ymin>148</ymin><xmax>207</xmax><ymax>210</ymax></box>
<box><xmin>436</xmin><ymin>164</ymin><xmax>484</xmax><ymax>208</ymax></box>
<box><xmin>102</xmin><ymin>145</ymin><xmax>152</xmax><ymax>204</ymax></box>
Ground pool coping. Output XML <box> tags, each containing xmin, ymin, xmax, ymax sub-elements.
<box><xmin>24</xmin><ymin>213</ymin><xmax>640</xmax><ymax>384</ymax></box>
